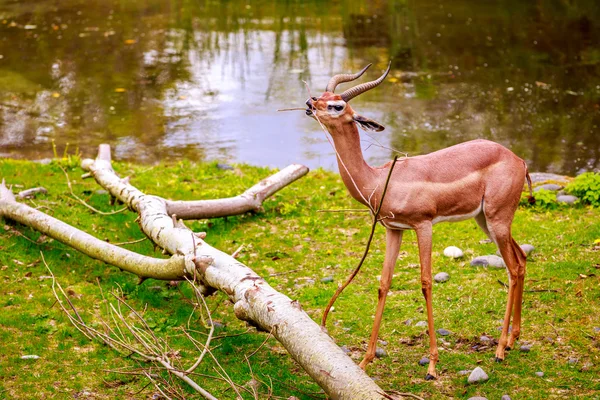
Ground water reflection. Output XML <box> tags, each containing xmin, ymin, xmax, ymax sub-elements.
<box><xmin>0</xmin><ymin>0</ymin><xmax>598</xmax><ymax>174</ymax></box>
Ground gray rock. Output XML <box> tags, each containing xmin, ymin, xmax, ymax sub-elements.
<box><xmin>378</xmin><ymin>340</ymin><xmax>388</xmax><ymax>346</ymax></box>
<box><xmin>210</xmin><ymin>321</ymin><xmax>226</xmax><ymax>329</ymax></box>
<box><xmin>568</xmin><ymin>357</ymin><xmax>579</xmax><ymax>364</ymax></box>
<box><xmin>557</xmin><ymin>195</ymin><xmax>579</xmax><ymax>205</ymax></box>
<box><xmin>403</xmin><ymin>319</ymin><xmax>413</xmax><ymax>326</ymax></box>
<box><xmin>467</xmin><ymin>397</ymin><xmax>488</xmax><ymax>400</ymax></box>
<box><xmin>443</xmin><ymin>246</ymin><xmax>464</xmax><ymax>258</ymax></box>
<box><xmin>467</xmin><ymin>367</ymin><xmax>489</xmax><ymax>384</ymax></box>
<box><xmin>534</xmin><ymin>183</ymin><xmax>562</xmax><ymax>192</ymax></box>
<box><xmin>501</xmin><ymin>395</ymin><xmax>512</xmax><ymax>400</ymax></box>
<box><xmin>520</xmin><ymin>344</ymin><xmax>531</xmax><ymax>352</ymax></box>
<box><xmin>375</xmin><ymin>347</ymin><xmax>387</xmax><ymax>358</ymax></box>
<box><xmin>418</xmin><ymin>357</ymin><xmax>429</xmax><ymax>366</ymax></box>
<box><xmin>529</xmin><ymin>172</ymin><xmax>571</xmax><ymax>185</ymax></box>
<box><xmin>480</xmin><ymin>335</ymin><xmax>491</xmax><ymax>342</ymax></box>
<box><xmin>458</xmin><ymin>369</ymin><xmax>472</xmax><ymax>375</ymax></box>
<box><xmin>535</xmin><ymin>371</ymin><xmax>544</xmax><ymax>377</ymax></box>
<box><xmin>520</xmin><ymin>244</ymin><xmax>535</xmax><ymax>256</ymax></box>
<box><xmin>437</xmin><ymin>328</ymin><xmax>451</xmax><ymax>336</ymax></box>
<box><xmin>434</xmin><ymin>272</ymin><xmax>450</xmax><ymax>283</ymax></box>
<box><xmin>216</xmin><ymin>163</ymin><xmax>234</xmax><ymax>170</ymax></box>
<box><xmin>471</xmin><ymin>255</ymin><xmax>506</xmax><ymax>268</ymax></box>
<box><xmin>415</xmin><ymin>320</ymin><xmax>428</xmax><ymax>327</ymax></box>
<box><xmin>340</xmin><ymin>345</ymin><xmax>350</xmax><ymax>355</ymax></box>
<box><xmin>320</xmin><ymin>276</ymin><xmax>334</xmax><ymax>283</ymax></box>
<box><xmin>95</xmin><ymin>189</ymin><xmax>108</xmax><ymax>195</ymax></box>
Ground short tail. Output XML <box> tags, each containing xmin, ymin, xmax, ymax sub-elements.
<box><xmin>524</xmin><ymin>162</ymin><xmax>535</xmax><ymax>205</ymax></box>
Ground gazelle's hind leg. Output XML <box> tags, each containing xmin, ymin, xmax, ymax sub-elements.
<box><xmin>483</xmin><ymin>205</ymin><xmax>527</xmax><ymax>361</ymax></box>
<box><xmin>507</xmin><ymin>237</ymin><xmax>527</xmax><ymax>349</ymax></box>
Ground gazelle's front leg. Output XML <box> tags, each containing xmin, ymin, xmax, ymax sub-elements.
<box><xmin>415</xmin><ymin>221</ymin><xmax>438</xmax><ymax>380</ymax></box>
<box><xmin>359</xmin><ymin>229</ymin><xmax>402</xmax><ymax>369</ymax></box>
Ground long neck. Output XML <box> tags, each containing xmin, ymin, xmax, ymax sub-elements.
<box><xmin>328</xmin><ymin>123</ymin><xmax>376</xmax><ymax>206</ymax></box>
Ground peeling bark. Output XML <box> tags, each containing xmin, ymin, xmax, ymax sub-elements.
<box><xmin>1</xmin><ymin>146</ymin><xmax>392</xmax><ymax>399</ymax></box>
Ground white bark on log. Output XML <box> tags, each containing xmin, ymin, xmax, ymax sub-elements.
<box><xmin>0</xmin><ymin>181</ymin><xmax>187</xmax><ymax>281</ymax></box>
<box><xmin>79</xmin><ymin>144</ymin><xmax>388</xmax><ymax>400</ymax></box>
<box><xmin>166</xmin><ymin>164</ymin><xmax>309</xmax><ymax>219</ymax></box>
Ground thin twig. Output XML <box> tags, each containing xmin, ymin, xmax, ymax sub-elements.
<box><xmin>316</xmin><ymin>208</ymin><xmax>369</xmax><ymax>213</ymax></box>
<box><xmin>321</xmin><ymin>155</ymin><xmax>399</xmax><ymax>327</ymax></box>
<box><xmin>111</xmin><ymin>237</ymin><xmax>147</xmax><ymax>246</ymax></box>
<box><xmin>497</xmin><ymin>279</ymin><xmax>558</xmax><ymax>293</ymax></box>
<box><xmin>59</xmin><ymin>165</ymin><xmax>127</xmax><ymax>215</ymax></box>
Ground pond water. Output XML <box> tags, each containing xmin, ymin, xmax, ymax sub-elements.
<box><xmin>1</xmin><ymin>0</ymin><xmax>599</xmax><ymax>175</ymax></box>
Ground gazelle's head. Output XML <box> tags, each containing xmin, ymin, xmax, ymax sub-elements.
<box><xmin>305</xmin><ymin>63</ymin><xmax>390</xmax><ymax>133</ymax></box>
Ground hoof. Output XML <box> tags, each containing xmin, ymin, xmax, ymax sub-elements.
<box><xmin>505</xmin><ymin>346</ymin><xmax>512</xmax><ymax>351</ymax></box>
<box><xmin>495</xmin><ymin>357</ymin><xmax>504</xmax><ymax>363</ymax></box>
<box><xmin>425</xmin><ymin>373</ymin><xmax>437</xmax><ymax>381</ymax></box>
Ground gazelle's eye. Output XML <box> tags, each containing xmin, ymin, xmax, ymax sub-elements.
<box><xmin>334</xmin><ymin>105</ymin><xmax>344</xmax><ymax>112</ymax></box>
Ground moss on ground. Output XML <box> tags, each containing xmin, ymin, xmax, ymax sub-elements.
<box><xmin>0</xmin><ymin>158</ymin><xmax>599</xmax><ymax>399</ymax></box>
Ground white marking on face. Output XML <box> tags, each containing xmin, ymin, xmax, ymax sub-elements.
<box><xmin>325</xmin><ymin>100</ymin><xmax>346</xmax><ymax>117</ymax></box>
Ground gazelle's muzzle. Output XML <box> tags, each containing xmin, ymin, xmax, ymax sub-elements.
<box><xmin>305</xmin><ymin>97</ymin><xmax>316</xmax><ymax>116</ymax></box>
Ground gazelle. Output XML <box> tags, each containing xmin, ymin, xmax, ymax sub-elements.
<box><xmin>304</xmin><ymin>63</ymin><xmax>533</xmax><ymax>380</ymax></box>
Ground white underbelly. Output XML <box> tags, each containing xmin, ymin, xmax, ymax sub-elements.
<box><xmin>432</xmin><ymin>204</ymin><xmax>482</xmax><ymax>225</ymax></box>
<box><xmin>381</xmin><ymin>203</ymin><xmax>483</xmax><ymax>230</ymax></box>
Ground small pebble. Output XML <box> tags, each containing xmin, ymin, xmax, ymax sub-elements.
<box><xmin>437</xmin><ymin>328</ymin><xmax>451</xmax><ymax>336</ymax></box>
<box><xmin>480</xmin><ymin>335</ymin><xmax>491</xmax><ymax>342</ymax></box>
<box><xmin>556</xmin><ymin>195</ymin><xmax>578</xmax><ymax>204</ymax></box>
<box><xmin>458</xmin><ymin>369</ymin><xmax>472</xmax><ymax>375</ymax></box>
<box><xmin>20</xmin><ymin>355</ymin><xmax>40</xmax><ymax>360</ymax></box>
<box><xmin>535</xmin><ymin>371</ymin><xmax>544</xmax><ymax>377</ymax></box>
<box><xmin>467</xmin><ymin>397</ymin><xmax>488</xmax><ymax>400</ymax></box>
<box><xmin>340</xmin><ymin>345</ymin><xmax>350</xmax><ymax>355</ymax></box>
<box><xmin>593</xmin><ymin>327</ymin><xmax>600</xmax><ymax>333</ymax></box>
<box><xmin>320</xmin><ymin>276</ymin><xmax>334</xmax><ymax>283</ymax></box>
<box><xmin>375</xmin><ymin>347</ymin><xmax>387</xmax><ymax>358</ymax></box>
<box><xmin>415</xmin><ymin>320</ymin><xmax>428</xmax><ymax>327</ymax></box>
<box><xmin>501</xmin><ymin>395</ymin><xmax>512</xmax><ymax>400</ymax></box>
<box><xmin>418</xmin><ymin>357</ymin><xmax>429</xmax><ymax>366</ymax></box>
<box><xmin>470</xmin><ymin>255</ymin><xmax>505</xmax><ymax>268</ymax></box>
<box><xmin>403</xmin><ymin>319</ymin><xmax>413</xmax><ymax>326</ymax></box>
<box><xmin>568</xmin><ymin>357</ymin><xmax>579</xmax><ymax>364</ymax></box>
<box><xmin>378</xmin><ymin>340</ymin><xmax>388</xmax><ymax>346</ymax></box>
<box><xmin>434</xmin><ymin>272</ymin><xmax>450</xmax><ymax>283</ymax></box>
<box><xmin>443</xmin><ymin>246</ymin><xmax>464</xmax><ymax>258</ymax></box>
<box><xmin>520</xmin><ymin>344</ymin><xmax>531</xmax><ymax>352</ymax></box>
<box><xmin>95</xmin><ymin>189</ymin><xmax>108</xmax><ymax>195</ymax></box>
<box><xmin>467</xmin><ymin>367</ymin><xmax>489</xmax><ymax>384</ymax></box>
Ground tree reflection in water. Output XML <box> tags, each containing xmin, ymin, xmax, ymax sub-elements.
<box><xmin>0</xmin><ymin>0</ymin><xmax>598</xmax><ymax>174</ymax></box>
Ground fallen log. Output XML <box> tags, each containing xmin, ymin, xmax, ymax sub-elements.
<box><xmin>0</xmin><ymin>145</ymin><xmax>392</xmax><ymax>399</ymax></box>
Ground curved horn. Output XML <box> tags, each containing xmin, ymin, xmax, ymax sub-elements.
<box><xmin>325</xmin><ymin>64</ymin><xmax>372</xmax><ymax>93</ymax></box>
<box><xmin>340</xmin><ymin>62</ymin><xmax>391</xmax><ymax>102</ymax></box>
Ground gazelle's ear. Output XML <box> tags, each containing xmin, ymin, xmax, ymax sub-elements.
<box><xmin>353</xmin><ymin>114</ymin><xmax>385</xmax><ymax>132</ymax></box>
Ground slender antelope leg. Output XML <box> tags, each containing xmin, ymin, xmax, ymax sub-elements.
<box><xmin>415</xmin><ymin>222</ymin><xmax>438</xmax><ymax>380</ymax></box>
<box><xmin>359</xmin><ymin>229</ymin><xmax>402</xmax><ymax>369</ymax></box>
<box><xmin>490</xmin><ymin>226</ymin><xmax>519</xmax><ymax>362</ymax></box>
<box><xmin>507</xmin><ymin>238</ymin><xmax>527</xmax><ymax>349</ymax></box>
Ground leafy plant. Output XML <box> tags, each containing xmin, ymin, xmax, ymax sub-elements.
<box><xmin>565</xmin><ymin>172</ymin><xmax>600</xmax><ymax>206</ymax></box>
<box><xmin>520</xmin><ymin>189</ymin><xmax>559</xmax><ymax>209</ymax></box>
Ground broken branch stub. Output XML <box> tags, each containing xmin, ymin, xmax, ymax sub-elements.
<box><xmin>79</xmin><ymin>144</ymin><xmax>388</xmax><ymax>399</ymax></box>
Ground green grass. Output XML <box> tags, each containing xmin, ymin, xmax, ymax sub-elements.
<box><xmin>0</xmin><ymin>158</ymin><xmax>599</xmax><ymax>399</ymax></box>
